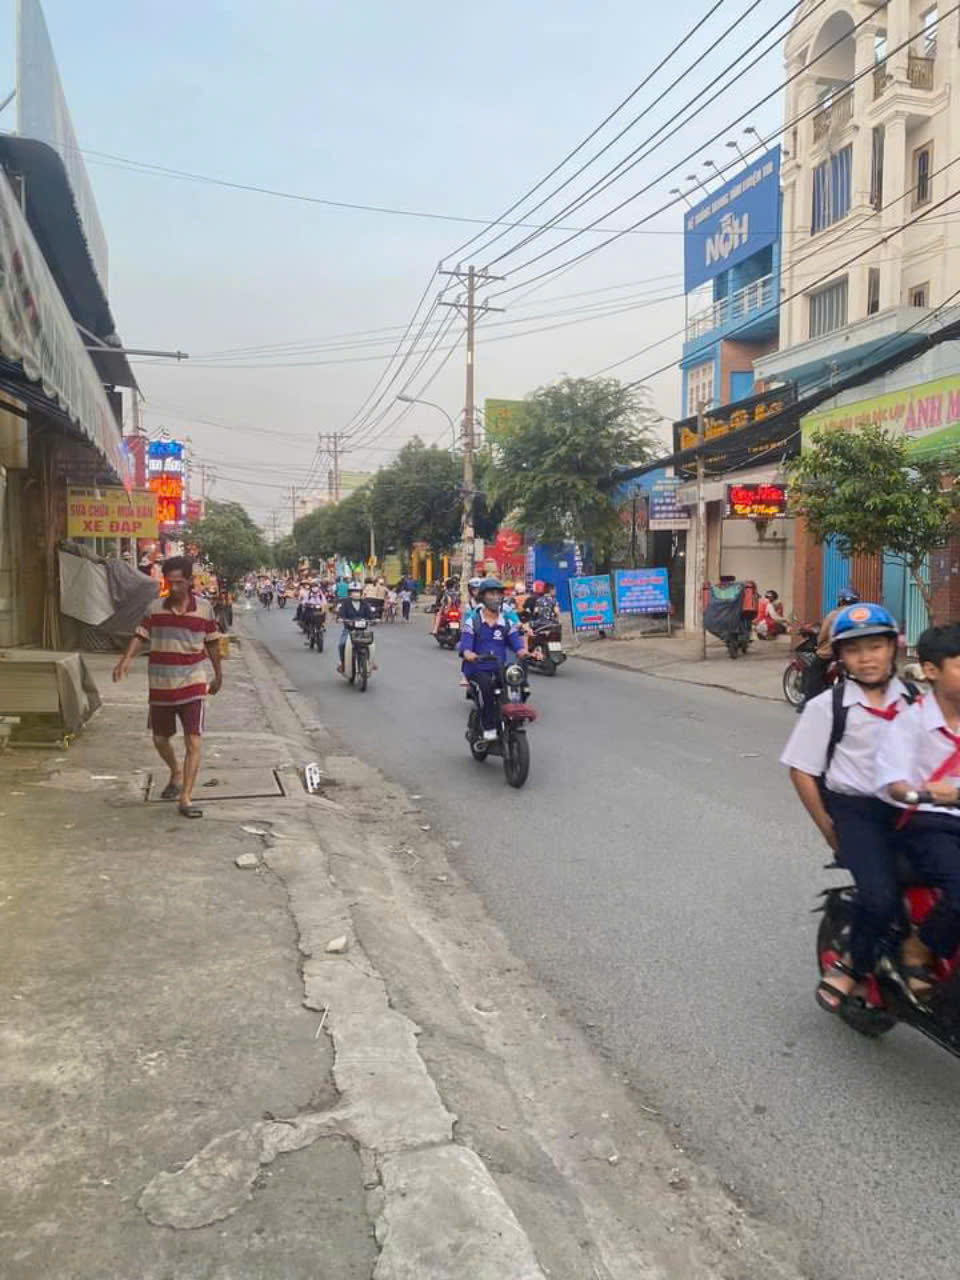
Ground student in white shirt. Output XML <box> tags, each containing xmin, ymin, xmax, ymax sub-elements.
<box><xmin>876</xmin><ymin>622</ymin><xmax>960</xmax><ymax>998</ymax></box>
<box><xmin>781</xmin><ymin>603</ymin><xmax>919</xmax><ymax>1013</ymax></box>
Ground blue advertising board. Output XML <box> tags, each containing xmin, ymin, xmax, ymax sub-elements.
<box><xmin>614</xmin><ymin>568</ymin><xmax>670</xmax><ymax>615</ymax></box>
<box><xmin>569</xmin><ymin>575</ymin><xmax>614</xmax><ymax>632</ymax></box>
<box><xmin>683</xmin><ymin>146</ymin><xmax>780</xmax><ymax>292</ymax></box>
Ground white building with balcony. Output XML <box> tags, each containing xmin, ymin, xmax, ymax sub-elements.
<box><xmin>757</xmin><ymin>0</ymin><xmax>960</xmax><ymax>392</ymax></box>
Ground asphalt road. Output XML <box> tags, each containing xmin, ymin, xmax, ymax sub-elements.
<box><xmin>250</xmin><ymin>602</ymin><xmax>960</xmax><ymax>1280</ymax></box>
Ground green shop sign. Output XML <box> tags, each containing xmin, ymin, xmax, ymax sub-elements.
<box><xmin>801</xmin><ymin>372</ymin><xmax>960</xmax><ymax>458</ymax></box>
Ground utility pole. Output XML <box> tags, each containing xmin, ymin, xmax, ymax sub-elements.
<box><xmin>695</xmin><ymin>401</ymin><xmax>708</xmax><ymax>661</ymax></box>
<box><xmin>290</xmin><ymin>484</ymin><xmax>297</xmax><ymax>532</ymax></box>
<box><xmin>270</xmin><ymin>510</ymin><xmax>279</xmax><ymax>546</ymax></box>
<box><xmin>332</xmin><ymin>431</ymin><xmax>341</xmax><ymax>502</ymax></box>
<box><xmin>439</xmin><ymin>265</ymin><xmax>503</xmax><ymax>586</ymax></box>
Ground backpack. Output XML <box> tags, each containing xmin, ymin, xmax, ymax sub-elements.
<box><xmin>824</xmin><ymin>677</ymin><xmax>921</xmax><ymax>770</ymax></box>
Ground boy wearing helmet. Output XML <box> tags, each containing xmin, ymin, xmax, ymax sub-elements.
<box><xmin>781</xmin><ymin>603</ymin><xmax>920</xmax><ymax>1013</ymax></box>
<box><xmin>460</xmin><ymin>579</ymin><xmax>528</xmax><ymax>739</ymax></box>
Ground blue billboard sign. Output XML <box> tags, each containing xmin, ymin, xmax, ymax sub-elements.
<box><xmin>569</xmin><ymin>575</ymin><xmax>615</xmax><ymax>632</ymax></box>
<box><xmin>614</xmin><ymin>568</ymin><xmax>670</xmax><ymax>615</ymax></box>
<box><xmin>683</xmin><ymin>146</ymin><xmax>780</xmax><ymax>293</ymax></box>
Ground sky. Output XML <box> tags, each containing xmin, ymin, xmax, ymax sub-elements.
<box><xmin>1</xmin><ymin>0</ymin><xmax>790</xmax><ymax>532</ymax></box>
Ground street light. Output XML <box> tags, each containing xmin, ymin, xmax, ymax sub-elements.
<box><xmin>743</xmin><ymin>125</ymin><xmax>768</xmax><ymax>155</ymax></box>
<box><xmin>685</xmin><ymin>172</ymin><xmax>712</xmax><ymax>197</ymax></box>
<box><xmin>670</xmin><ymin>186</ymin><xmax>694</xmax><ymax>208</ymax></box>
<box><xmin>726</xmin><ymin>138</ymin><xmax>751</xmax><ymax>166</ymax></box>
<box><xmin>396</xmin><ymin>394</ymin><xmax>459</xmax><ymax>452</ymax></box>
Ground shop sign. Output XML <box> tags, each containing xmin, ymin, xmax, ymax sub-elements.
<box><xmin>725</xmin><ymin>482</ymin><xmax>788</xmax><ymax>519</ymax></box>
<box><xmin>683</xmin><ymin>146</ymin><xmax>780</xmax><ymax>292</ymax></box>
<box><xmin>649</xmin><ymin>478</ymin><xmax>690</xmax><ymax>530</ymax></box>
<box><xmin>614</xmin><ymin>568</ymin><xmax>670</xmax><ymax>614</ymax></box>
<box><xmin>569</xmin><ymin>575</ymin><xmax>615</xmax><ymax>632</ymax></box>
<box><xmin>149</xmin><ymin>473</ymin><xmax>184</xmax><ymax>525</ymax></box>
<box><xmin>67</xmin><ymin>487</ymin><xmax>158</xmax><ymax>538</ymax></box>
<box><xmin>801</xmin><ymin>373</ymin><xmax>960</xmax><ymax>458</ymax></box>
<box><xmin>674</xmin><ymin>384</ymin><xmax>795</xmax><ymax>454</ymax></box>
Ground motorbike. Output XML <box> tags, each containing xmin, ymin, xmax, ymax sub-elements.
<box><xmin>704</xmin><ymin>580</ymin><xmax>757</xmax><ymax>659</ymax></box>
<box><xmin>817</xmin><ymin>851</ymin><xmax>960</xmax><ymax>1057</ymax></box>
<box><xmin>526</xmin><ymin>617</ymin><xmax>567</xmax><ymax>676</ymax></box>
<box><xmin>782</xmin><ymin>623</ymin><xmax>825</xmax><ymax>706</ymax></box>
<box><xmin>342</xmin><ymin>617</ymin><xmax>374</xmax><ymax>692</ymax></box>
<box><xmin>464</xmin><ymin>654</ymin><xmax>537</xmax><ymax>788</ymax></box>
<box><xmin>278</xmin><ymin>593</ymin><xmax>287</xmax><ymax>610</ymax></box>
<box><xmin>434</xmin><ymin>601</ymin><xmax>462</xmax><ymax>650</ymax></box>
<box><xmin>305</xmin><ymin>607</ymin><xmax>326</xmax><ymax>653</ymax></box>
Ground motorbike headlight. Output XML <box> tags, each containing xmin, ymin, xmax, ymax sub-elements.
<box><xmin>505</xmin><ymin>663</ymin><xmax>525</xmax><ymax>686</ymax></box>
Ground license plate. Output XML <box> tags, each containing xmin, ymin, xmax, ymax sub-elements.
<box><xmin>450</xmin><ymin>623</ymin><xmax>459</xmax><ymax>631</ymax></box>
<box><xmin>354</xmin><ymin>621</ymin><xmax>367</xmax><ymax>630</ymax></box>
<box><xmin>548</xmin><ymin>642</ymin><xmax>563</xmax><ymax>652</ymax></box>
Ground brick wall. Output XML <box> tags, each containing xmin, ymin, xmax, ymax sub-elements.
<box><xmin>791</xmin><ymin>516</ymin><xmax>822</xmax><ymax>622</ymax></box>
<box><xmin>929</xmin><ymin>534</ymin><xmax>960</xmax><ymax>623</ymax></box>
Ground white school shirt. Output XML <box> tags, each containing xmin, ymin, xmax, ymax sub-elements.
<box><xmin>875</xmin><ymin>694</ymin><xmax>960</xmax><ymax>815</ymax></box>
<box><xmin>780</xmin><ymin>677</ymin><xmax>910</xmax><ymax>797</ymax></box>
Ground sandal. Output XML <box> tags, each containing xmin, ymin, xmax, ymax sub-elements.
<box><xmin>160</xmin><ymin>781</ymin><xmax>181</xmax><ymax>801</ymax></box>
<box><xmin>178</xmin><ymin>804</ymin><xmax>203</xmax><ymax>819</ymax></box>
<box><xmin>898</xmin><ymin>962</ymin><xmax>936</xmax><ymax>1003</ymax></box>
<box><xmin>816</xmin><ymin>964</ymin><xmax>856</xmax><ymax>1014</ymax></box>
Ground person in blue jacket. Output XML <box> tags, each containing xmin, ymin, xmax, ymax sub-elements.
<box><xmin>459</xmin><ymin>578</ymin><xmax>528</xmax><ymax>740</ymax></box>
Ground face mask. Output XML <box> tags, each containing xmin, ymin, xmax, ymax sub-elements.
<box><xmin>482</xmin><ymin>595</ymin><xmax>504</xmax><ymax>611</ymax></box>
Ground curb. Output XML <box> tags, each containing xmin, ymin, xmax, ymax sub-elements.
<box><xmin>568</xmin><ymin>650</ymin><xmax>785</xmax><ymax>702</ymax></box>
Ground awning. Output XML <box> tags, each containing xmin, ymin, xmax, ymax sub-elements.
<box><xmin>0</xmin><ymin>166</ymin><xmax>130</xmax><ymax>485</ymax></box>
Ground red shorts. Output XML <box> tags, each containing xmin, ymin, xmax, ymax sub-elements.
<box><xmin>148</xmin><ymin>699</ymin><xmax>206</xmax><ymax>738</ymax></box>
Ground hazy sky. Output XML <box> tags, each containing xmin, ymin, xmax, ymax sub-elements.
<box><xmin>2</xmin><ymin>0</ymin><xmax>788</xmax><ymax>530</ymax></box>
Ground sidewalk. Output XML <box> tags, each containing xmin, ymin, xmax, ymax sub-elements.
<box><xmin>566</xmin><ymin>621</ymin><xmax>793</xmax><ymax>701</ymax></box>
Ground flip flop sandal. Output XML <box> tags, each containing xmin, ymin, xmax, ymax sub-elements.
<box><xmin>178</xmin><ymin>804</ymin><xmax>203</xmax><ymax>819</ymax></box>
<box><xmin>160</xmin><ymin>781</ymin><xmax>181</xmax><ymax>801</ymax></box>
<box><xmin>898</xmin><ymin>962</ymin><xmax>936</xmax><ymax>1004</ymax></box>
<box><xmin>816</xmin><ymin>965</ymin><xmax>855</xmax><ymax>1014</ymax></box>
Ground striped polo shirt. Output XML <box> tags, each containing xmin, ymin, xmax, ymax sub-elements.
<box><xmin>136</xmin><ymin>593</ymin><xmax>222</xmax><ymax>705</ymax></box>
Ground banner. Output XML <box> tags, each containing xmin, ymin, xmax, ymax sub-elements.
<box><xmin>67</xmin><ymin>487</ymin><xmax>158</xmax><ymax>538</ymax></box>
<box><xmin>649</xmin><ymin>478</ymin><xmax>690</xmax><ymax>529</ymax></box>
<box><xmin>801</xmin><ymin>373</ymin><xmax>960</xmax><ymax>459</ymax></box>
<box><xmin>569</xmin><ymin>575</ymin><xmax>614</xmax><ymax>632</ymax></box>
<box><xmin>614</xmin><ymin>567</ymin><xmax>670</xmax><ymax>614</ymax></box>
<box><xmin>684</xmin><ymin>146</ymin><xmax>780</xmax><ymax>292</ymax></box>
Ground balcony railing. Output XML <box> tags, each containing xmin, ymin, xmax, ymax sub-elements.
<box><xmin>685</xmin><ymin>273</ymin><xmax>775</xmax><ymax>343</ymax></box>
<box><xmin>873</xmin><ymin>54</ymin><xmax>934</xmax><ymax>99</ymax></box>
<box><xmin>812</xmin><ymin>90</ymin><xmax>854</xmax><ymax>142</ymax></box>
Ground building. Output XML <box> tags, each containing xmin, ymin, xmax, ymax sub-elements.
<box><xmin>753</xmin><ymin>0</ymin><xmax>960</xmax><ymax>636</ymax></box>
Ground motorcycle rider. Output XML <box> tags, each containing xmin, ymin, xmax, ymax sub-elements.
<box><xmin>460</xmin><ymin>578</ymin><xmax>529</xmax><ymax>740</ymax></box>
<box><xmin>802</xmin><ymin>586</ymin><xmax>861</xmax><ymax>703</ymax></box>
<box><xmin>302</xmin><ymin>581</ymin><xmax>327</xmax><ymax>634</ymax></box>
<box><xmin>781</xmin><ymin>603</ymin><xmax>920</xmax><ymax>1013</ymax></box>
<box><xmin>337</xmin><ymin>581</ymin><xmax>376</xmax><ymax>674</ymax></box>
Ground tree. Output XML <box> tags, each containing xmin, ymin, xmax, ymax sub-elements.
<box><xmin>486</xmin><ymin>376</ymin><xmax>661</xmax><ymax>558</ymax></box>
<box><xmin>787</xmin><ymin>425</ymin><xmax>960</xmax><ymax>614</ymax></box>
<box><xmin>271</xmin><ymin>535</ymin><xmax>299</xmax><ymax>572</ymax></box>
<box><xmin>371</xmin><ymin>437</ymin><xmax>462</xmax><ymax>553</ymax></box>
<box><xmin>185</xmin><ymin>500</ymin><xmax>268</xmax><ymax>589</ymax></box>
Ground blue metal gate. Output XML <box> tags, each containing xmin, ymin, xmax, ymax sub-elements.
<box><xmin>882</xmin><ymin>554</ymin><xmax>908</xmax><ymax>629</ymax></box>
<box><xmin>821</xmin><ymin>537</ymin><xmax>850</xmax><ymax>617</ymax></box>
<box><xmin>904</xmin><ymin>557</ymin><xmax>930</xmax><ymax>649</ymax></box>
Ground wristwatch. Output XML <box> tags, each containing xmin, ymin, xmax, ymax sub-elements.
<box><xmin>904</xmin><ymin>789</ymin><xmax>921</xmax><ymax>806</ymax></box>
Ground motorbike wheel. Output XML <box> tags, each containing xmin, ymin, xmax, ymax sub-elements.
<box><xmin>467</xmin><ymin>709</ymin><xmax>488</xmax><ymax>762</ymax></box>
<box><xmin>317</xmin><ymin>628</ymin><xmax>324</xmax><ymax>654</ymax></box>
<box><xmin>726</xmin><ymin>637</ymin><xmax>740</xmax><ymax>660</ymax></box>
<box><xmin>783</xmin><ymin>655</ymin><xmax>810</xmax><ymax>707</ymax></box>
<box><xmin>357</xmin><ymin>650</ymin><xmax>368</xmax><ymax>692</ymax></box>
<box><xmin>503</xmin><ymin>729</ymin><xmax>530</xmax><ymax>788</ymax></box>
<box><xmin>816</xmin><ymin>906</ymin><xmax>897</xmax><ymax>1038</ymax></box>
<box><xmin>540</xmin><ymin>654</ymin><xmax>557</xmax><ymax>676</ymax></box>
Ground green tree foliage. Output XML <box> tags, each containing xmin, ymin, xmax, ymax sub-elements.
<box><xmin>295</xmin><ymin>490</ymin><xmax>372</xmax><ymax>565</ymax></box>
<box><xmin>271</xmin><ymin>534</ymin><xmax>300</xmax><ymax>571</ymax></box>
<box><xmin>185</xmin><ymin>501</ymin><xmax>268</xmax><ymax>588</ymax></box>
<box><xmin>788</xmin><ymin>425</ymin><xmax>960</xmax><ymax>612</ymax></box>
<box><xmin>486</xmin><ymin>376</ymin><xmax>661</xmax><ymax>556</ymax></box>
<box><xmin>370</xmin><ymin>437</ymin><xmax>462</xmax><ymax>552</ymax></box>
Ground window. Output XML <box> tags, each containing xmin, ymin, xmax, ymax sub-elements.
<box><xmin>686</xmin><ymin>362</ymin><xmax>714</xmax><ymax>416</ymax></box>
<box><xmin>914</xmin><ymin>143</ymin><xmax>933</xmax><ymax>207</ymax></box>
<box><xmin>870</xmin><ymin>126</ymin><xmax>884</xmax><ymax>210</ymax></box>
<box><xmin>811</xmin><ymin>145</ymin><xmax>852</xmax><ymax>234</ymax></box>
<box><xmin>910</xmin><ymin>283</ymin><xmax>929</xmax><ymax>307</ymax></box>
<box><xmin>874</xmin><ymin>30</ymin><xmax>888</xmax><ymax>61</ymax></box>
<box><xmin>809</xmin><ymin>277</ymin><xmax>849</xmax><ymax>339</ymax></box>
<box><xmin>867</xmin><ymin>268</ymin><xmax>881</xmax><ymax>316</ymax></box>
<box><xmin>922</xmin><ymin>5</ymin><xmax>939</xmax><ymax>55</ymax></box>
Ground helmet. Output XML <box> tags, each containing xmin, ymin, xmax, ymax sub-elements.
<box><xmin>348</xmin><ymin>581</ymin><xmax>363</xmax><ymax>595</ymax></box>
<box><xmin>476</xmin><ymin>577</ymin><xmax>504</xmax><ymax>600</ymax></box>
<box><xmin>764</xmin><ymin>589</ymin><xmax>778</xmax><ymax>601</ymax></box>
<box><xmin>837</xmin><ymin>585</ymin><xmax>861</xmax><ymax>605</ymax></box>
<box><xmin>830</xmin><ymin>602</ymin><xmax>898</xmax><ymax>647</ymax></box>
<box><xmin>468</xmin><ymin>577</ymin><xmax>483</xmax><ymax>590</ymax></box>
<box><xmin>532</xmin><ymin>580</ymin><xmax>545</xmax><ymax>593</ymax></box>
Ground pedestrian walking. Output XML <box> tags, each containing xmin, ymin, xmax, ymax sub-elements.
<box><xmin>113</xmin><ymin>555</ymin><xmax>223</xmax><ymax>819</ymax></box>
<box><xmin>399</xmin><ymin>585</ymin><xmax>412</xmax><ymax>622</ymax></box>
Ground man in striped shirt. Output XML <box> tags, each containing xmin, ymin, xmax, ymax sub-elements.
<box><xmin>113</xmin><ymin>556</ymin><xmax>223</xmax><ymax>818</ymax></box>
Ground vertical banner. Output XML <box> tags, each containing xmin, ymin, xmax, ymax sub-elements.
<box><xmin>569</xmin><ymin>575</ymin><xmax>615</xmax><ymax>632</ymax></box>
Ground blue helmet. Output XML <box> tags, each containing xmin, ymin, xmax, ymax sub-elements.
<box><xmin>476</xmin><ymin>577</ymin><xmax>504</xmax><ymax>599</ymax></box>
<box><xmin>830</xmin><ymin>602</ymin><xmax>898</xmax><ymax>648</ymax></box>
<box><xmin>837</xmin><ymin>585</ymin><xmax>861</xmax><ymax>605</ymax></box>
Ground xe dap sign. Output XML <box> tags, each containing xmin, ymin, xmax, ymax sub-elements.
<box><xmin>67</xmin><ymin>487</ymin><xmax>159</xmax><ymax>538</ymax></box>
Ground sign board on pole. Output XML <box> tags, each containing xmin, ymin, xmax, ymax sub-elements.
<box><xmin>67</xmin><ymin>487</ymin><xmax>158</xmax><ymax>538</ymax></box>
<box><xmin>569</xmin><ymin>575</ymin><xmax>615</xmax><ymax>632</ymax></box>
<box><xmin>649</xmin><ymin>478</ymin><xmax>690</xmax><ymax>530</ymax></box>
<box><xmin>614</xmin><ymin>567</ymin><xmax>671</xmax><ymax>614</ymax></box>
<box><xmin>683</xmin><ymin>146</ymin><xmax>780</xmax><ymax>292</ymax></box>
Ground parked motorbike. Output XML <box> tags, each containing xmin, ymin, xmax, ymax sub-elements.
<box><xmin>526</xmin><ymin>618</ymin><xmax>567</xmax><ymax>676</ymax></box>
<box><xmin>343</xmin><ymin>617</ymin><xmax>374</xmax><ymax>691</ymax></box>
<box><xmin>464</xmin><ymin>654</ymin><xmax>537</xmax><ymax>788</ymax></box>
<box><xmin>435</xmin><ymin>601</ymin><xmax>462</xmax><ymax>650</ymax></box>
<box><xmin>704</xmin><ymin>580</ymin><xmax>757</xmax><ymax>659</ymax></box>
<box><xmin>782</xmin><ymin>623</ymin><xmax>824</xmax><ymax>706</ymax></box>
<box><xmin>817</xmin><ymin>848</ymin><xmax>960</xmax><ymax>1057</ymax></box>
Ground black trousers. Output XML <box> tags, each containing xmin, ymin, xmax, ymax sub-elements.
<box><xmin>803</xmin><ymin>655</ymin><xmax>830</xmax><ymax>703</ymax></box>
<box><xmin>901</xmin><ymin>814</ymin><xmax>960</xmax><ymax>958</ymax></box>
<box><xmin>826</xmin><ymin>792</ymin><xmax>903</xmax><ymax>978</ymax></box>
<box><xmin>468</xmin><ymin>672</ymin><xmax>499</xmax><ymax>731</ymax></box>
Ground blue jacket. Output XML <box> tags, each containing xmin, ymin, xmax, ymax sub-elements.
<box><xmin>459</xmin><ymin>608</ymin><xmax>525</xmax><ymax>672</ymax></box>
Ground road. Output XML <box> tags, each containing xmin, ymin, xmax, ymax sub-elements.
<box><xmin>249</xmin><ymin>603</ymin><xmax>960</xmax><ymax>1280</ymax></box>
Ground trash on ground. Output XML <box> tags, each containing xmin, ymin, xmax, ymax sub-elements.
<box><xmin>325</xmin><ymin>935</ymin><xmax>349</xmax><ymax>954</ymax></box>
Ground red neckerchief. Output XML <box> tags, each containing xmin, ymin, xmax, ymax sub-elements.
<box><xmin>860</xmin><ymin>702</ymin><xmax>901</xmax><ymax>721</ymax></box>
<box><xmin>897</xmin><ymin>723</ymin><xmax>960</xmax><ymax>828</ymax></box>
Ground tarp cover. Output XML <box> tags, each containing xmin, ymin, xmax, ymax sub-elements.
<box><xmin>59</xmin><ymin>542</ymin><xmax>158</xmax><ymax>635</ymax></box>
<box><xmin>704</xmin><ymin>582</ymin><xmax>746</xmax><ymax>640</ymax></box>
<box><xmin>0</xmin><ymin>648</ymin><xmax>101</xmax><ymax>733</ymax></box>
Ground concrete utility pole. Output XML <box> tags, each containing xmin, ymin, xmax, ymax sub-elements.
<box><xmin>439</xmin><ymin>265</ymin><xmax>503</xmax><ymax>587</ymax></box>
<box><xmin>321</xmin><ymin>432</ymin><xmax>343</xmax><ymax>502</ymax></box>
<box><xmin>290</xmin><ymin>485</ymin><xmax>297</xmax><ymax>531</ymax></box>
<box><xmin>270</xmin><ymin>510</ymin><xmax>279</xmax><ymax>545</ymax></box>
<box><xmin>695</xmin><ymin>401</ymin><xmax>708</xmax><ymax>661</ymax></box>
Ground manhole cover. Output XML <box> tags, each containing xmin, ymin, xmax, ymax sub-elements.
<box><xmin>146</xmin><ymin>768</ymin><xmax>285</xmax><ymax>802</ymax></box>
